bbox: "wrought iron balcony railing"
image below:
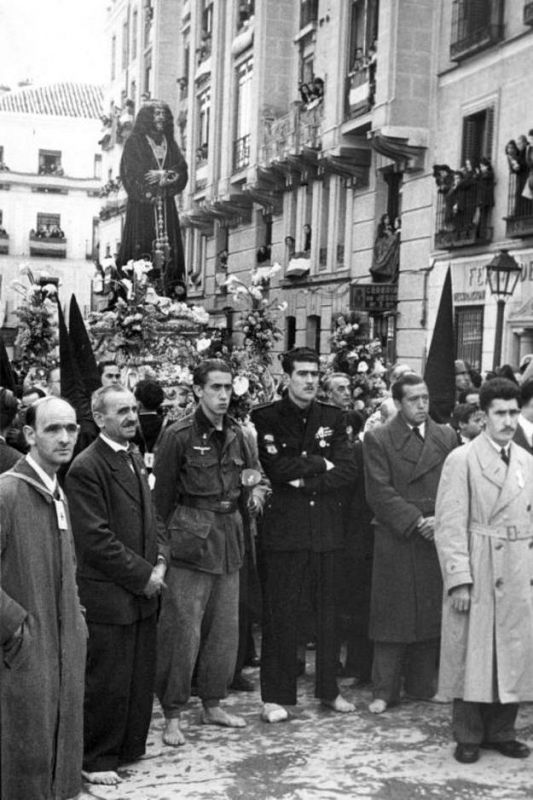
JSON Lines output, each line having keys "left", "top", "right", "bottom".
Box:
{"left": 233, "top": 134, "right": 251, "bottom": 173}
{"left": 345, "top": 63, "right": 376, "bottom": 119}
{"left": 261, "top": 103, "right": 323, "bottom": 165}
{"left": 29, "top": 232, "right": 67, "bottom": 258}
{"left": 505, "top": 171, "right": 533, "bottom": 238}
{"left": 434, "top": 188, "right": 492, "bottom": 250}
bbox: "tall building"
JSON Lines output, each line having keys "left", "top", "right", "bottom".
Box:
{"left": 0, "top": 82, "right": 103, "bottom": 349}
{"left": 429, "top": 0, "right": 533, "bottom": 373}
{"left": 97, "top": 1, "right": 533, "bottom": 373}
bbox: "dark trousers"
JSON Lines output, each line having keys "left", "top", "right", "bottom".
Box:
{"left": 452, "top": 699, "right": 519, "bottom": 745}
{"left": 260, "top": 550, "right": 340, "bottom": 705}
{"left": 372, "top": 639, "right": 439, "bottom": 705}
{"left": 156, "top": 567, "right": 239, "bottom": 718}
{"left": 84, "top": 615, "right": 157, "bottom": 772}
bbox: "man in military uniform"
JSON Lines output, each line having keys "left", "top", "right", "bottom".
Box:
{"left": 251, "top": 347, "right": 358, "bottom": 722}
{"left": 153, "top": 359, "right": 266, "bottom": 746}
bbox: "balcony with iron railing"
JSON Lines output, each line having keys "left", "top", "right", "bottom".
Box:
{"left": 524, "top": 1, "right": 533, "bottom": 25}
{"left": 233, "top": 134, "right": 251, "bottom": 173}
{"left": 450, "top": 0, "right": 504, "bottom": 61}
{"left": 261, "top": 103, "right": 324, "bottom": 165}
{"left": 505, "top": 171, "right": 533, "bottom": 238}
{"left": 434, "top": 187, "right": 492, "bottom": 250}
{"left": 29, "top": 231, "right": 67, "bottom": 258}
{"left": 345, "top": 61, "right": 376, "bottom": 120}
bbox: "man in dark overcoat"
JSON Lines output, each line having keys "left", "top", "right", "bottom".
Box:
{"left": 67, "top": 385, "right": 167, "bottom": 786}
{"left": 1, "top": 397, "right": 87, "bottom": 800}
{"left": 251, "top": 347, "right": 358, "bottom": 723}
{"left": 363, "top": 372, "right": 456, "bottom": 713}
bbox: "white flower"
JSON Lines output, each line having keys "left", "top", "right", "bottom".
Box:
{"left": 249, "top": 287, "right": 263, "bottom": 300}
{"left": 233, "top": 375, "right": 249, "bottom": 396}
{"left": 120, "top": 278, "right": 133, "bottom": 299}
{"left": 122, "top": 260, "right": 134, "bottom": 273}
{"left": 278, "top": 301, "right": 288, "bottom": 312}
{"left": 191, "top": 305, "right": 209, "bottom": 325}
{"left": 197, "top": 337, "right": 212, "bottom": 353}
{"left": 269, "top": 262, "right": 282, "bottom": 276}
{"left": 357, "top": 361, "right": 369, "bottom": 373}
{"left": 42, "top": 283, "right": 58, "bottom": 296}
{"left": 18, "top": 263, "right": 32, "bottom": 278}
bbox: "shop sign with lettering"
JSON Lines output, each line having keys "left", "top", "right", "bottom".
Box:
{"left": 350, "top": 282, "right": 398, "bottom": 312}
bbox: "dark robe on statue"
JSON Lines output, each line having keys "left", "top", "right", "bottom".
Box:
{"left": 117, "top": 132, "right": 188, "bottom": 296}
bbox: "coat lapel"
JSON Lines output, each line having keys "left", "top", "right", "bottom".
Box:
{"left": 490, "top": 441, "right": 527, "bottom": 518}
{"left": 409, "top": 418, "right": 452, "bottom": 482}
{"left": 97, "top": 438, "right": 143, "bottom": 506}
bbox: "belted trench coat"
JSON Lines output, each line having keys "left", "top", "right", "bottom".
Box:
{"left": 435, "top": 433, "right": 533, "bottom": 703}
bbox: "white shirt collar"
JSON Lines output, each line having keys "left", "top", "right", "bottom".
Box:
{"left": 25, "top": 454, "right": 58, "bottom": 494}
{"left": 406, "top": 421, "right": 426, "bottom": 438}
{"left": 99, "top": 432, "right": 129, "bottom": 452}
{"left": 519, "top": 414, "right": 533, "bottom": 444}
{"left": 484, "top": 432, "right": 511, "bottom": 456}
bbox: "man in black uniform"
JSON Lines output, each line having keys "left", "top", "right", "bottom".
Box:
{"left": 252, "top": 347, "right": 358, "bottom": 722}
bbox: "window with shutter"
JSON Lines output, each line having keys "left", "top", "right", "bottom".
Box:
{"left": 450, "top": 0, "right": 504, "bottom": 61}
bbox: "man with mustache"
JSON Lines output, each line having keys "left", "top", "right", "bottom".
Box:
{"left": 67, "top": 385, "right": 167, "bottom": 785}
{"left": 435, "top": 378, "right": 533, "bottom": 764}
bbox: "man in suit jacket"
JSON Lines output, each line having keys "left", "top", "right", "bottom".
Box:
{"left": 67, "top": 385, "right": 167, "bottom": 786}
{"left": 435, "top": 378, "right": 533, "bottom": 764}
{"left": 363, "top": 373, "right": 457, "bottom": 714}
{"left": 513, "top": 378, "right": 533, "bottom": 454}
{"left": 252, "top": 348, "right": 358, "bottom": 723}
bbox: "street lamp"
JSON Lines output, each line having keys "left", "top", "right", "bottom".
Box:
{"left": 486, "top": 249, "right": 522, "bottom": 370}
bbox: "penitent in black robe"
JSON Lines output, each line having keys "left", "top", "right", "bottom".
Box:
{"left": 117, "top": 132, "right": 188, "bottom": 296}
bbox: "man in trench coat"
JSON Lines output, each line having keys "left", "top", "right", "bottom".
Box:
{"left": 363, "top": 373, "right": 457, "bottom": 713}
{"left": 0, "top": 396, "right": 87, "bottom": 800}
{"left": 435, "top": 377, "right": 533, "bottom": 764}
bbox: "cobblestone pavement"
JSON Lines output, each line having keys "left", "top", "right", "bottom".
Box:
{"left": 79, "top": 660, "right": 533, "bottom": 800}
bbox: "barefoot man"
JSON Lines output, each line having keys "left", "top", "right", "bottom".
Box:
{"left": 67, "top": 386, "right": 167, "bottom": 786}
{"left": 153, "top": 359, "right": 266, "bottom": 746}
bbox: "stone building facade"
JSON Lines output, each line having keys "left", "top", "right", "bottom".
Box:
{"left": 97, "top": 0, "right": 533, "bottom": 373}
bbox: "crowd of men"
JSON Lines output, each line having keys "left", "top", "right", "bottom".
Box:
{"left": 2, "top": 348, "right": 533, "bottom": 799}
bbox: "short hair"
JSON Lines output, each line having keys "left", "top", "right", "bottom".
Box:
{"left": 134, "top": 379, "right": 165, "bottom": 411}
{"left": 452, "top": 403, "right": 479, "bottom": 428}
{"left": 0, "top": 388, "right": 19, "bottom": 429}
{"left": 91, "top": 384, "right": 132, "bottom": 416}
{"left": 322, "top": 372, "right": 351, "bottom": 392}
{"left": 98, "top": 359, "right": 117, "bottom": 376}
{"left": 192, "top": 359, "right": 233, "bottom": 388}
{"left": 520, "top": 378, "right": 533, "bottom": 406}
{"left": 391, "top": 373, "right": 425, "bottom": 402}
{"left": 281, "top": 347, "right": 319, "bottom": 376}
{"left": 478, "top": 378, "right": 520, "bottom": 412}
{"left": 25, "top": 396, "right": 75, "bottom": 429}
{"left": 457, "top": 389, "right": 479, "bottom": 404}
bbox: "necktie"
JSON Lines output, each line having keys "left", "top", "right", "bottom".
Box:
{"left": 500, "top": 447, "right": 509, "bottom": 466}
{"left": 119, "top": 449, "right": 136, "bottom": 473}
{"left": 412, "top": 425, "right": 424, "bottom": 441}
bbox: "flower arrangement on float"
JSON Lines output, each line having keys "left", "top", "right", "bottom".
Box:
{"left": 10, "top": 264, "right": 60, "bottom": 373}
{"left": 84, "top": 259, "right": 287, "bottom": 419}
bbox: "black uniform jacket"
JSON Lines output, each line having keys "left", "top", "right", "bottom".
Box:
{"left": 252, "top": 396, "right": 357, "bottom": 552}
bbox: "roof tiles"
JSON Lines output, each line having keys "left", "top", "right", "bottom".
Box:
{"left": 0, "top": 83, "right": 104, "bottom": 119}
